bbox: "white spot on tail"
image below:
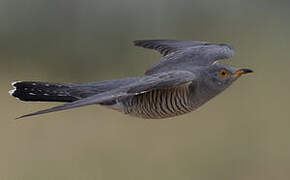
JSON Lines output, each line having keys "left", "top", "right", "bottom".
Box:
{"left": 29, "top": 93, "right": 36, "bottom": 96}
{"left": 43, "top": 93, "right": 49, "bottom": 96}
{"left": 11, "top": 81, "right": 22, "bottom": 87}
{"left": 32, "top": 83, "right": 36, "bottom": 85}
{"left": 58, "top": 94, "right": 66, "bottom": 96}
{"left": 9, "top": 81, "right": 21, "bottom": 99}
{"left": 45, "top": 84, "right": 50, "bottom": 87}
{"left": 9, "top": 89, "right": 16, "bottom": 96}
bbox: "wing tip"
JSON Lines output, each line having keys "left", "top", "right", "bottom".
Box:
{"left": 15, "top": 115, "right": 25, "bottom": 120}
{"left": 15, "top": 111, "right": 42, "bottom": 120}
{"left": 222, "top": 44, "right": 235, "bottom": 58}
{"left": 133, "top": 40, "right": 143, "bottom": 46}
{"left": 133, "top": 39, "right": 168, "bottom": 47}
{"left": 15, "top": 113, "right": 33, "bottom": 120}
{"left": 213, "top": 43, "right": 235, "bottom": 59}
{"left": 133, "top": 40, "right": 149, "bottom": 47}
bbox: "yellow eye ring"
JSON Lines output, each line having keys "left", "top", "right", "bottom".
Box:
{"left": 218, "top": 69, "right": 229, "bottom": 78}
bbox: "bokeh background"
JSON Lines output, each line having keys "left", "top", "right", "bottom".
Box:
{"left": 1, "top": 0, "right": 290, "bottom": 179}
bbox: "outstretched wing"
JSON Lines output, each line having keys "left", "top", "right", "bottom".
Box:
{"left": 134, "top": 40, "right": 208, "bottom": 56}
{"left": 17, "top": 71, "right": 195, "bottom": 119}
{"left": 134, "top": 40, "right": 235, "bottom": 75}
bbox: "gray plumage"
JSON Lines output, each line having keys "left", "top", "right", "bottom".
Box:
{"left": 9, "top": 39, "right": 253, "bottom": 119}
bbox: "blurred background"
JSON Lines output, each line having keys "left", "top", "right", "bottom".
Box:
{"left": 1, "top": 0, "right": 290, "bottom": 179}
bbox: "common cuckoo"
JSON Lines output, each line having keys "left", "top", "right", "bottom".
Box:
{"left": 9, "top": 40, "right": 253, "bottom": 119}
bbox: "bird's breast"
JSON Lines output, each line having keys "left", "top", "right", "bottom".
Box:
{"left": 121, "top": 87, "right": 195, "bottom": 119}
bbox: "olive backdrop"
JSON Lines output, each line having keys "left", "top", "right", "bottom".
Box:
{"left": 1, "top": 0, "right": 290, "bottom": 179}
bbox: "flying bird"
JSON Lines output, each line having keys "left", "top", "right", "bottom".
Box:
{"left": 9, "top": 40, "right": 253, "bottom": 119}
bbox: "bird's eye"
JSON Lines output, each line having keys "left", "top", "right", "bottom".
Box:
{"left": 218, "top": 69, "right": 229, "bottom": 78}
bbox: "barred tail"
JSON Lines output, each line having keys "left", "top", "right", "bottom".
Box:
{"left": 9, "top": 81, "right": 79, "bottom": 102}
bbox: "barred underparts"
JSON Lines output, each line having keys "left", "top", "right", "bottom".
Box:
{"left": 123, "top": 86, "right": 194, "bottom": 119}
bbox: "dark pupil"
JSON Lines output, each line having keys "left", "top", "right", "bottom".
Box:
{"left": 221, "top": 71, "right": 226, "bottom": 75}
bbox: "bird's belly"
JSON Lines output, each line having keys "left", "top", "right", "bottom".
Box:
{"left": 121, "top": 88, "right": 194, "bottom": 119}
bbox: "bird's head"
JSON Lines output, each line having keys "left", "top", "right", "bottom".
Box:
{"left": 202, "top": 64, "right": 253, "bottom": 92}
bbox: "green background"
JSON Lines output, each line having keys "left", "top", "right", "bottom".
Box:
{"left": 1, "top": 0, "right": 290, "bottom": 179}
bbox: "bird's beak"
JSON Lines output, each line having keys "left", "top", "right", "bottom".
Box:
{"left": 232, "top": 68, "right": 253, "bottom": 77}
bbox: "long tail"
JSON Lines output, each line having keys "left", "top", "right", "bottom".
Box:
{"left": 8, "top": 78, "right": 141, "bottom": 119}
{"left": 9, "top": 78, "right": 139, "bottom": 103}
{"left": 9, "top": 81, "right": 82, "bottom": 102}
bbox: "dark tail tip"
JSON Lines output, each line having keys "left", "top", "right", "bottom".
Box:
{"left": 9, "top": 81, "right": 77, "bottom": 102}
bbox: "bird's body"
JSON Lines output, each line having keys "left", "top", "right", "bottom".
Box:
{"left": 9, "top": 39, "right": 253, "bottom": 119}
